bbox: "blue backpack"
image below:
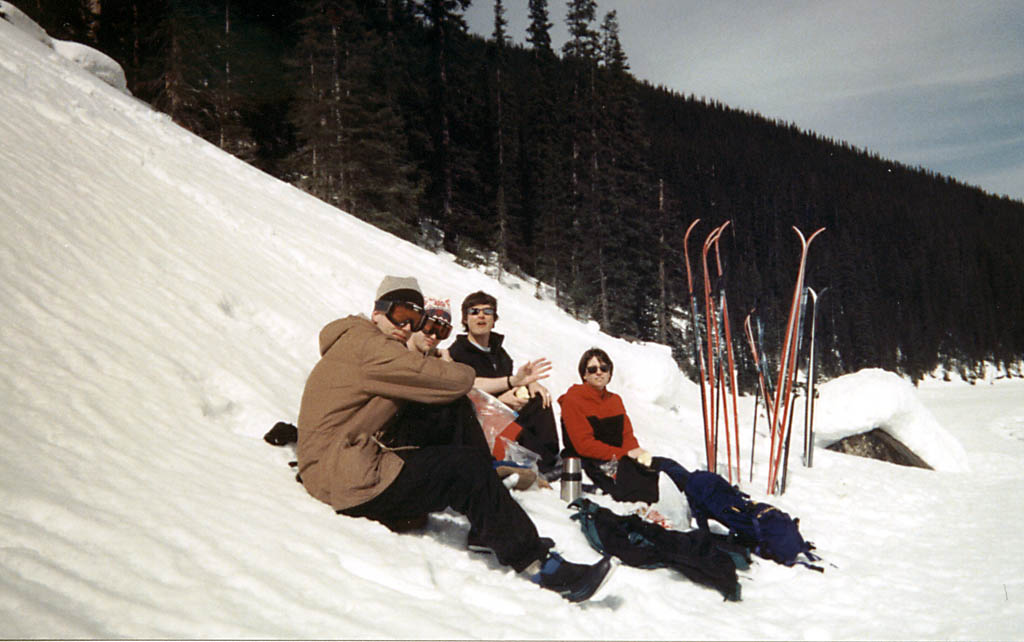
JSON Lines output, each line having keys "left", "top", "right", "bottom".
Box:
{"left": 684, "top": 471, "right": 821, "bottom": 570}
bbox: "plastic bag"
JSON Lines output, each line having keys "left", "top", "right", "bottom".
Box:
{"left": 500, "top": 438, "right": 541, "bottom": 470}
{"left": 647, "top": 472, "right": 692, "bottom": 531}
{"left": 598, "top": 456, "right": 619, "bottom": 479}
{"left": 466, "top": 387, "right": 518, "bottom": 453}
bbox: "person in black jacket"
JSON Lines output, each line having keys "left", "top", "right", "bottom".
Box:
{"left": 446, "top": 291, "right": 562, "bottom": 479}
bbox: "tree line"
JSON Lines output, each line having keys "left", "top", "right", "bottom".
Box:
{"left": 22, "top": 0, "right": 1024, "bottom": 386}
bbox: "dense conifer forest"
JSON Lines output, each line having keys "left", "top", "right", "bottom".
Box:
{"left": 22, "top": 0, "right": 1024, "bottom": 385}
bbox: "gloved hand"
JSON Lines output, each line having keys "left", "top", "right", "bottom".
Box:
{"left": 264, "top": 422, "right": 298, "bottom": 446}
{"left": 629, "top": 447, "right": 653, "bottom": 468}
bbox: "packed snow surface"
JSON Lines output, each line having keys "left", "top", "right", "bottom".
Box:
{"left": 2, "top": 11, "right": 1023, "bottom": 640}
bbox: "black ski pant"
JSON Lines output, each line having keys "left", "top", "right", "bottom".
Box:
{"left": 512, "top": 395, "right": 561, "bottom": 474}
{"left": 341, "top": 444, "right": 551, "bottom": 572}
{"left": 341, "top": 397, "right": 551, "bottom": 572}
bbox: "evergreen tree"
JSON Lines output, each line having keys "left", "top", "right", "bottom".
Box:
{"left": 516, "top": 5, "right": 567, "bottom": 297}
{"left": 288, "top": 0, "right": 421, "bottom": 239}
{"left": 561, "top": 0, "right": 601, "bottom": 317}
{"left": 525, "top": 0, "right": 553, "bottom": 56}
{"left": 137, "top": 1, "right": 215, "bottom": 137}
{"left": 413, "top": 0, "right": 473, "bottom": 255}
{"left": 489, "top": 0, "right": 512, "bottom": 277}
{"left": 208, "top": 0, "right": 256, "bottom": 161}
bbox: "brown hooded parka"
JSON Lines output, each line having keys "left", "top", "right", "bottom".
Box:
{"left": 296, "top": 315, "right": 475, "bottom": 511}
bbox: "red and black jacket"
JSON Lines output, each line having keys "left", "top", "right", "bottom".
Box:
{"left": 557, "top": 383, "right": 640, "bottom": 461}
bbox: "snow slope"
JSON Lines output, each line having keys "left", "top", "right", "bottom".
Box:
{"left": 2, "top": 12, "right": 1023, "bottom": 640}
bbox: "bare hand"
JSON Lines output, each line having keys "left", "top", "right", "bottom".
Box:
{"left": 512, "top": 358, "right": 552, "bottom": 388}
{"left": 498, "top": 388, "right": 527, "bottom": 411}
{"left": 628, "top": 447, "right": 653, "bottom": 468}
{"left": 528, "top": 381, "right": 552, "bottom": 408}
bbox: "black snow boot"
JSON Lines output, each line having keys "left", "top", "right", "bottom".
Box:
{"left": 530, "top": 552, "right": 616, "bottom": 602}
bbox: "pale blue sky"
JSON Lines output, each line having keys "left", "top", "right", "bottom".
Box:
{"left": 465, "top": 1, "right": 1024, "bottom": 203}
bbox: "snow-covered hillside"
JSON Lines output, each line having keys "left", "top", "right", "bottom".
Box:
{"left": 2, "top": 9, "right": 1023, "bottom": 639}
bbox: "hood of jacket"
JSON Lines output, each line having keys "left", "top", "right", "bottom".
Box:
{"left": 318, "top": 314, "right": 376, "bottom": 356}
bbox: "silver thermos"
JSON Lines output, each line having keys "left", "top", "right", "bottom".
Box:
{"left": 560, "top": 457, "right": 582, "bottom": 502}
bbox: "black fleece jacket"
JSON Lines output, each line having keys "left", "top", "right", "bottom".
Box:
{"left": 447, "top": 333, "right": 514, "bottom": 379}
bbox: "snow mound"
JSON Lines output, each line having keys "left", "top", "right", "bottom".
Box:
{"left": 814, "top": 368, "right": 969, "bottom": 472}
{"left": 0, "top": 1, "right": 51, "bottom": 47}
{"left": 0, "top": 2, "right": 128, "bottom": 93}
{"left": 52, "top": 39, "right": 128, "bottom": 93}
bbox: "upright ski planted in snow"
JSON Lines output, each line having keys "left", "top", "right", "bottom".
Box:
{"left": 712, "top": 224, "right": 741, "bottom": 485}
{"left": 780, "top": 286, "right": 810, "bottom": 494}
{"left": 767, "top": 226, "right": 825, "bottom": 495}
{"left": 701, "top": 225, "right": 725, "bottom": 473}
{"left": 684, "top": 219, "right": 712, "bottom": 471}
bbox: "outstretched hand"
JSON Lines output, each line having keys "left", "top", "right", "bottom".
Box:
{"left": 513, "top": 358, "right": 552, "bottom": 388}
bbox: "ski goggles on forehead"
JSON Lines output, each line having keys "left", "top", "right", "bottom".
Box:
{"left": 421, "top": 315, "right": 453, "bottom": 340}
{"left": 379, "top": 300, "right": 426, "bottom": 331}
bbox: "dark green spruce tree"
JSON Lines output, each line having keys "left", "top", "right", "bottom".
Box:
{"left": 287, "top": 0, "right": 421, "bottom": 240}
{"left": 412, "top": 0, "right": 477, "bottom": 255}
{"left": 561, "top": 0, "right": 601, "bottom": 317}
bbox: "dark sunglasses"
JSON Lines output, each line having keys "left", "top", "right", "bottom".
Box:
{"left": 421, "top": 315, "right": 453, "bottom": 340}
{"left": 586, "top": 364, "right": 610, "bottom": 374}
{"left": 467, "top": 307, "right": 495, "bottom": 316}
{"left": 381, "top": 300, "right": 426, "bottom": 331}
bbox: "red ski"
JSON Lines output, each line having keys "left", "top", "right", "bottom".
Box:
{"left": 683, "top": 219, "right": 712, "bottom": 471}
{"left": 767, "top": 226, "right": 825, "bottom": 494}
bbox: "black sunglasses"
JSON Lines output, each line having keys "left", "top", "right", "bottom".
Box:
{"left": 467, "top": 307, "right": 495, "bottom": 316}
{"left": 586, "top": 364, "right": 610, "bottom": 374}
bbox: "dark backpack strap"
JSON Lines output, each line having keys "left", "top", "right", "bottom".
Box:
{"left": 569, "top": 498, "right": 608, "bottom": 556}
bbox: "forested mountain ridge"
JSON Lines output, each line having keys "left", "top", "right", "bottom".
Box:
{"left": 19, "top": 0, "right": 1024, "bottom": 385}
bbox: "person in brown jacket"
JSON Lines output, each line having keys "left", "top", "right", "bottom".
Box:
{"left": 296, "top": 276, "right": 615, "bottom": 602}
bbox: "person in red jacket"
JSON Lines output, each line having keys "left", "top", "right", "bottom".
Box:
{"left": 559, "top": 347, "right": 691, "bottom": 502}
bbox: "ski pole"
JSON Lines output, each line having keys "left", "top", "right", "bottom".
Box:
{"left": 804, "top": 286, "right": 828, "bottom": 468}
{"left": 744, "top": 310, "right": 772, "bottom": 483}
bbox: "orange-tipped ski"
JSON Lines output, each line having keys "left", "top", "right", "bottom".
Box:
{"left": 684, "top": 219, "right": 712, "bottom": 470}
{"left": 711, "top": 223, "right": 740, "bottom": 484}
{"left": 767, "top": 226, "right": 824, "bottom": 494}
{"left": 701, "top": 224, "right": 725, "bottom": 472}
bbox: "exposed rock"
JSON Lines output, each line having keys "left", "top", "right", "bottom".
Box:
{"left": 826, "top": 428, "right": 933, "bottom": 469}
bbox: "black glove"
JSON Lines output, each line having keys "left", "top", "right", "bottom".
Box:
{"left": 264, "top": 422, "right": 298, "bottom": 446}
